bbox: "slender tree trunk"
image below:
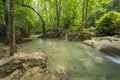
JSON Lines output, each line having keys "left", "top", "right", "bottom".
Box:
{"left": 55, "top": 0, "right": 62, "bottom": 29}
{"left": 80, "top": 0, "right": 89, "bottom": 40}
{"left": 55, "top": 0, "right": 60, "bottom": 28}
{"left": 94, "top": 0, "right": 97, "bottom": 27}
{"left": 82, "top": 0, "right": 86, "bottom": 26}
{"left": 80, "top": 0, "right": 86, "bottom": 40}
{"left": 55, "top": 0, "right": 62, "bottom": 37}
{"left": 84, "top": 0, "right": 89, "bottom": 27}
{"left": 2, "top": 0, "right": 10, "bottom": 43}
{"left": 49, "top": 0, "right": 52, "bottom": 24}
{"left": 8, "top": 0, "right": 16, "bottom": 56}
{"left": 59, "top": 0, "right": 62, "bottom": 26}
{"left": 81, "top": 0, "right": 89, "bottom": 27}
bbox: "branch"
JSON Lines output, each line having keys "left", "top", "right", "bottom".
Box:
{"left": 21, "top": 4, "right": 45, "bottom": 25}
{"left": 15, "top": 0, "right": 46, "bottom": 35}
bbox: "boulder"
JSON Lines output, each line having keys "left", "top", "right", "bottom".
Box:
{"left": 100, "top": 41, "right": 120, "bottom": 56}
{"left": 0, "top": 52, "right": 47, "bottom": 79}
{"left": 83, "top": 36, "right": 120, "bottom": 56}
{"left": 0, "top": 52, "right": 68, "bottom": 80}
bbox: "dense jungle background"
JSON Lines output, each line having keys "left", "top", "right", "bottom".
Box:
{"left": 0, "top": 0, "right": 120, "bottom": 80}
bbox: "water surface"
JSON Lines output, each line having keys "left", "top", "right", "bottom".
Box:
{"left": 18, "top": 39, "right": 120, "bottom": 80}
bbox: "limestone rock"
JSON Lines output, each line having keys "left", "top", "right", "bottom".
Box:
{"left": 0, "top": 48, "right": 10, "bottom": 59}
{"left": 100, "top": 41, "right": 120, "bottom": 56}
{"left": 0, "top": 52, "right": 68, "bottom": 80}
{"left": 0, "top": 52, "right": 47, "bottom": 79}
{"left": 83, "top": 36, "right": 120, "bottom": 56}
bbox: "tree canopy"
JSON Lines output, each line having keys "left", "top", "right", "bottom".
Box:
{"left": 0, "top": 0, "right": 119, "bottom": 36}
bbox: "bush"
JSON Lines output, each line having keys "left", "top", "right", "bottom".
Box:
{"left": 96, "top": 11, "right": 120, "bottom": 36}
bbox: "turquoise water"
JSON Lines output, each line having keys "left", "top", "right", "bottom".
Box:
{"left": 18, "top": 39, "right": 120, "bottom": 80}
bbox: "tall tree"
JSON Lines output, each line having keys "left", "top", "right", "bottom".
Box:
{"left": 80, "top": 0, "right": 89, "bottom": 40}
{"left": 8, "top": 0, "right": 16, "bottom": 56}
{"left": 55, "top": 0, "right": 62, "bottom": 30}
{"left": 82, "top": 0, "right": 86, "bottom": 26}
{"left": 2, "top": 0, "right": 10, "bottom": 43}
{"left": 94, "top": 0, "right": 97, "bottom": 27}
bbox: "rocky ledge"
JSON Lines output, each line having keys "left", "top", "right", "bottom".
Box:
{"left": 83, "top": 36, "right": 120, "bottom": 56}
{"left": 0, "top": 52, "right": 67, "bottom": 80}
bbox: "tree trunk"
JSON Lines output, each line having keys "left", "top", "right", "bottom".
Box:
{"left": 55, "top": 0, "right": 62, "bottom": 37}
{"left": 82, "top": 0, "right": 86, "bottom": 26}
{"left": 81, "top": 0, "right": 89, "bottom": 27}
{"left": 55, "top": 0, "right": 62, "bottom": 29}
{"left": 8, "top": 0, "right": 16, "bottom": 56}
{"left": 80, "top": 0, "right": 86, "bottom": 40}
{"left": 84, "top": 0, "right": 89, "bottom": 27}
{"left": 94, "top": 0, "right": 97, "bottom": 27}
{"left": 2, "top": 0, "right": 10, "bottom": 44}
{"left": 55, "top": 0, "right": 60, "bottom": 28}
{"left": 80, "top": 0, "right": 89, "bottom": 40}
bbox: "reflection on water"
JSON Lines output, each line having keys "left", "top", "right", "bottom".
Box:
{"left": 18, "top": 39, "right": 120, "bottom": 80}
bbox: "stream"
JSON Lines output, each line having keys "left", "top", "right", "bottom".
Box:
{"left": 18, "top": 38, "right": 120, "bottom": 80}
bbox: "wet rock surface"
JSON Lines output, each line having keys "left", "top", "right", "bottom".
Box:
{"left": 0, "top": 52, "right": 67, "bottom": 80}
{"left": 83, "top": 36, "right": 120, "bottom": 56}
{"left": 100, "top": 41, "right": 120, "bottom": 56}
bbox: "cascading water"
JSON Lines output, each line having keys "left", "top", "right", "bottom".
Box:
{"left": 18, "top": 38, "right": 120, "bottom": 80}
{"left": 105, "top": 55, "right": 120, "bottom": 64}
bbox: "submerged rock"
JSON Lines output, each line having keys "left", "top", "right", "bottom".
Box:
{"left": 0, "top": 52, "right": 67, "bottom": 80}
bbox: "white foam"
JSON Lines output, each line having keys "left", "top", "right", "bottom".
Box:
{"left": 106, "top": 55, "right": 120, "bottom": 64}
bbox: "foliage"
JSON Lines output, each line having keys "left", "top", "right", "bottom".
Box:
{"left": 14, "top": 5, "right": 36, "bottom": 27}
{"left": 14, "top": 0, "right": 119, "bottom": 36}
{"left": 113, "top": 18, "right": 120, "bottom": 34}
{"left": 82, "top": 28, "right": 95, "bottom": 39}
{"left": 0, "top": 0, "right": 120, "bottom": 40}
{"left": 96, "top": 11, "right": 120, "bottom": 35}
{"left": 104, "top": 0, "right": 120, "bottom": 12}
